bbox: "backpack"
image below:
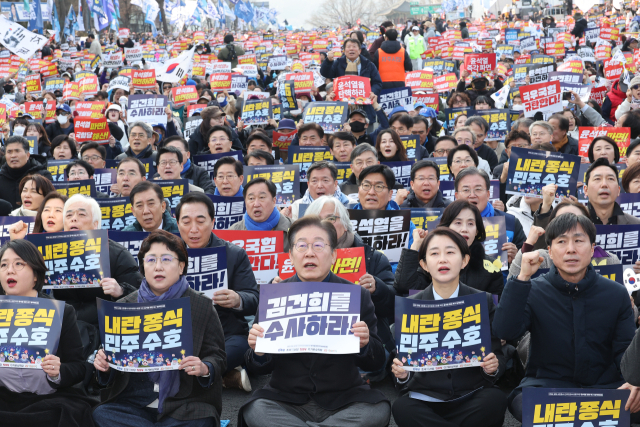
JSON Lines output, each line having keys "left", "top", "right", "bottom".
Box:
{"left": 227, "top": 44, "right": 237, "bottom": 63}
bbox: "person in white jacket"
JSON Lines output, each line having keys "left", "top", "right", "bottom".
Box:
{"left": 615, "top": 75, "right": 640, "bottom": 120}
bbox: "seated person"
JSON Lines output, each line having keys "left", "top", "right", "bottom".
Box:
{"left": 297, "top": 123, "right": 326, "bottom": 147}
{"left": 65, "top": 159, "right": 109, "bottom": 198}
{"left": 230, "top": 178, "right": 293, "bottom": 251}
{"left": 328, "top": 131, "right": 357, "bottom": 163}
{"left": 396, "top": 159, "right": 451, "bottom": 208}
{"left": 246, "top": 132, "right": 272, "bottom": 154}
{"left": 160, "top": 136, "right": 216, "bottom": 194}
{"left": 53, "top": 194, "right": 142, "bottom": 339}
{"left": 213, "top": 157, "right": 243, "bottom": 197}
{"left": 207, "top": 125, "right": 235, "bottom": 154}
{"left": 155, "top": 146, "right": 204, "bottom": 193}
{"left": 239, "top": 216, "right": 391, "bottom": 427}
{"left": 245, "top": 150, "right": 274, "bottom": 166}
{"left": 0, "top": 240, "right": 94, "bottom": 426}
{"left": 391, "top": 228, "right": 507, "bottom": 427}
{"left": 122, "top": 181, "right": 179, "bottom": 232}
{"left": 175, "top": 193, "right": 259, "bottom": 391}
{"left": 93, "top": 230, "right": 226, "bottom": 427}
{"left": 80, "top": 142, "right": 107, "bottom": 170}
{"left": 110, "top": 157, "right": 147, "bottom": 198}
{"left": 284, "top": 161, "right": 350, "bottom": 220}
{"left": 115, "top": 122, "right": 158, "bottom": 162}
{"left": 493, "top": 214, "right": 640, "bottom": 422}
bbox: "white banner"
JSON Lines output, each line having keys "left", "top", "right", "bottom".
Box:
{"left": 0, "top": 16, "right": 48, "bottom": 60}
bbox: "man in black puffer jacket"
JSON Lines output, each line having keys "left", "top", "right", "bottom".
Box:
{"left": 570, "top": 13, "right": 589, "bottom": 49}
{"left": 0, "top": 136, "right": 53, "bottom": 209}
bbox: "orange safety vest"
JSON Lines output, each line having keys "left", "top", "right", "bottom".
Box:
{"left": 378, "top": 47, "right": 406, "bottom": 83}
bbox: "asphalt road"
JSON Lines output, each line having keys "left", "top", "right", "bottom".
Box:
{"left": 219, "top": 373, "right": 522, "bottom": 427}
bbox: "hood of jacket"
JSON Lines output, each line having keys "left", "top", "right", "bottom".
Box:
{"left": 505, "top": 196, "right": 535, "bottom": 222}
{"left": 608, "top": 80, "right": 627, "bottom": 104}
{"left": 380, "top": 40, "right": 403, "bottom": 54}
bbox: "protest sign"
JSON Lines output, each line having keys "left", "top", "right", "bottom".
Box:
{"left": 333, "top": 162, "right": 353, "bottom": 183}
{"left": 27, "top": 230, "right": 110, "bottom": 289}
{"left": 273, "top": 130, "right": 297, "bottom": 151}
{"left": 171, "top": 86, "right": 198, "bottom": 107}
{"left": 93, "top": 168, "right": 117, "bottom": 195}
{"left": 522, "top": 388, "right": 630, "bottom": 427}
{"left": 127, "top": 94, "right": 168, "bottom": 126}
{"left": 395, "top": 292, "right": 492, "bottom": 371}
{"left": 47, "top": 159, "right": 73, "bottom": 182}
{"left": 413, "top": 93, "right": 439, "bottom": 111}
{"left": 108, "top": 231, "right": 148, "bottom": 265}
{"left": 301, "top": 101, "right": 348, "bottom": 134}
{"left": 210, "top": 62, "right": 232, "bottom": 73}
{"left": 519, "top": 80, "right": 562, "bottom": 117}
{"left": 506, "top": 148, "right": 580, "bottom": 198}
{"left": 526, "top": 63, "right": 555, "bottom": 84}
{"left": 107, "top": 76, "right": 131, "bottom": 92}
{"left": 433, "top": 73, "right": 458, "bottom": 93}
{"left": 76, "top": 101, "right": 106, "bottom": 119}
{"left": 25, "top": 74, "right": 41, "bottom": 94}
{"left": 244, "top": 164, "right": 300, "bottom": 207}
{"left": 53, "top": 179, "right": 96, "bottom": 198}
{"left": 333, "top": 76, "right": 372, "bottom": 104}
{"left": 231, "top": 75, "right": 248, "bottom": 95}
{"left": 348, "top": 209, "right": 411, "bottom": 262}
{"left": 186, "top": 246, "right": 228, "bottom": 298}
{"left": 132, "top": 69, "right": 157, "bottom": 90}
{"left": 284, "top": 72, "right": 314, "bottom": 93}
{"left": 577, "top": 127, "right": 631, "bottom": 157}
{"left": 97, "top": 298, "right": 194, "bottom": 372}
{"left": 186, "top": 104, "right": 207, "bottom": 118}
{"left": 278, "top": 247, "right": 367, "bottom": 284}
{"left": 62, "top": 81, "right": 80, "bottom": 101}
{"left": 405, "top": 70, "right": 434, "bottom": 91}
{"left": 43, "top": 77, "right": 65, "bottom": 92}
{"left": 207, "top": 195, "right": 246, "bottom": 230}
{"left": 0, "top": 295, "right": 64, "bottom": 369}
{"left": 79, "top": 75, "right": 99, "bottom": 97}
{"left": 548, "top": 71, "right": 583, "bottom": 84}
{"left": 184, "top": 116, "right": 203, "bottom": 140}
{"left": 470, "top": 109, "right": 511, "bottom": 141}
{"left": 125, "top": 47, "right": 144, "bottom": 62}
{"left": 192, "top": 151, "right": 244, "bottom": 182}
{"left": 74, "top": 117, "right": 111, "bottom": 144}
{"left": 0, "top": 17, "right": 48, "bottom": 60}
{"left": 23, "top": 101, "right": 44, "bottom": 119}
{"left": 241, "top": 99, "right": 272, "bottom": 126}
{"left": 98, "top": 197, "right": 135, "bottom": 230}
{"left": 0, "top": 217, "right": 34, "bottom": 246}
{"left": 444, "top": 107, "right": 474, "bottom": 132}
{"left": 439, "top": 180, "right": 500, "bottom": 202}
{"left": 214, "top": 230, "right": 283, "bottom": 284}
{"left": 103, "top": 51, "right": 123, "bottom": 68}
{"left": 210, "top": 73, "right": 232, "bottom": 91}
{"left": 379, "top": 87, "right": 412, "bottom": 115}
{"left": 464, "top": 53, "right": 496, "bottom": 79}
{"left": 483, "top": 216, "right": 509, "bottom": 271}
{"left": 423, "top": 58, "right": 456, "bottom": 75}
{"left": 279, "top": 80, "right": 297, "bottom": 111}
{"left": 403, "top": 208, "right": 445, "bottom": 230}
{"left": 255, "top": 282, "right": 361, "bottom": 354}
{"left": 595, "top": 224, "right": 640, "bottom": 268}
{"left": 383, "top": 161, "right": 412, "bottom": 189}
{"left": 268, "top": 54, "right": 287, "bottom": 70}
{"left": 287, "top": 146, "right": 333, "bottom": 181}
{"left": 617, "top": 193, "right": 640, "bottom": 218}
{"left": 239, "top": 64, "right": 258, "bottom": 78}
{"left": 153, "top": 179, "right": 187, "bottom": 211}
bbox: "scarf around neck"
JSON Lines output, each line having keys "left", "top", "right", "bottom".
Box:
{"left": 481, "top": 202, "right": 495, "bottom": 217}
{"left": 337, "top": 231, "right": 355, "bottom": 249}
{"left": 181, "top": 158, "right": 192, "bottom": 175}
{"left": 214, "top": 185, "right": 243, "bottom": 197}
{"left": 137, "top": 276, "right": 189, "bottom": 414}
{"left": 127, "top": 144, "right": 152, "bottom": 160}
{"left": 345, "top": 57, "right": 360, "bottom": 75}
{"left": 244, "top": 206, "right": 280, "bottom": 231}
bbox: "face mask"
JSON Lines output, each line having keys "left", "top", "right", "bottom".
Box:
{"left": 350, "top": 121, "right": 366, "bottom": 132}
{"left": 300, "top": 100, "right": 309, "bottom": 107}
{"left": 13, "top": 126, "right": 24, "bottom": 136}
{"left": 290, "top": 109, "right": 301, "bottom": 115}
{"left": 75, "top": 68, "right": 81, "bottom": 73}
{"left": 217, "top": 97, "right": 225, "bottom": 103}
{"left": 58, "top": 115, "right": 68, "bottom": 124}
{"left": 197, "top": 50, "right": 203, "bottom": 54}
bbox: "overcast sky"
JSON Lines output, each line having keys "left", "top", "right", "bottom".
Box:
{"left": 268, "top": 0, "right": 323, "bottom": 29}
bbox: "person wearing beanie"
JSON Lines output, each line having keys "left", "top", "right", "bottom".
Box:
{"left": 603, "top": 73, "right": 630, "bottom": 123}
{"left": 218, "top": 33, "right": 245, "bottom": 68}
{"left": 614, "top": 75, "right": 640, "bottom": 120}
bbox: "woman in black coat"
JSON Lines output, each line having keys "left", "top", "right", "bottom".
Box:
{"left": 394, "top": 200, "right": 504, "bottom": 297}
{"left": 0, "top": 240, "right": 95, "bottom": 426}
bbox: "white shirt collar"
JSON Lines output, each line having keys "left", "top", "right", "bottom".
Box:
{"left": 433, "top": 284, "right": 460, "bottom": 300}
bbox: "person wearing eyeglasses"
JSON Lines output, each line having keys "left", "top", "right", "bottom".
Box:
{"left": 454, "top": 167, "right": 526, "bottom": 264}
{"left": 64, "top": 159, "right": 109, "bottom": 199}
{"left": 397, "top": 160, "right": 451, "bottom": 208}
{"left": 93, "top": 230, "right": 226, "bottom": 427}
{"left": 122, "top": 181, "right": 179, "bottom": 233}
{"left": 155, "top": 146, "right": 205, "bottom": 193}
{"left": 446, "top": 144, "right": 480, "bottom": 181}
{"left": 339, "top": 143, "right": 380, "bottom": 193}
{"left": 212, "top": 157, "right": 243, "bottom": 197}
{"left": 430, "top": 135, "right": 456, "bottom": 158}
{"left": 110, "top": 157, "right": 147, "bottom": 198}
{"left": 80, "top": 142, "right": 107, "bottom": 170}
{"left": 230, "top": 178, "right": 293, "bottom": 251}
{"left": 452, "top": 127, "right": 492, "bottom": 175}
{"left": 115, "top": 122, "right": 158, "bottom": 162}
{"left": 207, "top": 125, "right": 234, "bottom": 154}
{"left": 240, "top": 216, "right": 391, "bottom": 427}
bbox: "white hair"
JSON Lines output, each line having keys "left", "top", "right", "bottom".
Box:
{"left": 63, "top": 194, "right": 102, "bottom": 230}
{"left": 304, "top": 195, "right": 353, "bottom": 233}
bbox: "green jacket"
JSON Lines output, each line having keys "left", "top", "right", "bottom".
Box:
{"left": 122, "top": 209, "right": 180, "bottom": 233}
{"left": 218, "top": 43, "right": 246, "bottom": 68}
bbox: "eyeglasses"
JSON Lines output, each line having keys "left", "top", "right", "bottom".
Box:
{"left": 322, "top": 215, "right": 340, "bottom": 224}
{"left": 414, "top": 176, "right": 438, "bottom": 184}
{"left": 434, "top": 148, "right": 451, "bottom": 155}
{"left": 457, "top": 139, "right": 474, "bottom": 146}
{"left": 531, "top": 132, "right": 550, "bottom": 138}
{"left": 144, "top": 255, "right": 179, "bottom": 265}
{"left": 459, "top": 187, "right": 487, "bottom": 196}
{"left": 360, "top": 182, "right": 389, "bottom": 193}
{"left": 68, "top": 170, "right": 89, "bottom": 178}
{"left": 159, "top": 160, "right": 180, "bottom": 167}
{"left": 130, "top": 132, "right": 147, "bottom": 139}
{"left": 82, "top": 155, "right": 103, "bottom": 162}
{"left": 309, "top": 178, "right": 333, "bottom": 185}
{"left": 353, "top": 159, "right": 376, "bottom": 168}
{"left": 294, "top": 241, "right": 329, "bottom": 253}
{"left": 510, "top": 143, "right": 530, "bottom": 149}
{"left": 0, "top": 260, "right": 26, "bottom": 271}
{"left": 215, "top": 174, "right": 238, "bottom": 181}
{"left": 452, "top": 158, "right": 475, "bottom": 166}
{"left": 210, "top": 137, "right": 229, "bottom": 143}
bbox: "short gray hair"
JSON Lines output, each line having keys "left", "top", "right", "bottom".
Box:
{"left": 453, "top": 126, "right": 476, "bottom": 144}
{"left": 349, "top": 142, "right": 377, "bottom": 163}
{"left": 304, "top": 195, "right": 353, "bottom": 233}
{"left": 129, "top": 121, "right": 153, "bottom": 139}
{"left": 454, "top": 167, "right": 490, "bottom": 192}
{"left": 63, "top": 194, "right": 102, "bottom": 230}
{"left": 513, "top": 117, "right": 534, "bottom": 130}
{"left": 530, "top": 121, "right": 553, "bottom": 135}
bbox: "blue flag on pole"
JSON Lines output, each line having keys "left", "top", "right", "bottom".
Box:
{"left": 51, "top": 2, "right": 61, "bottom": 42}
{"left": 28, "top": 0, "right": 44, "bottom": 32}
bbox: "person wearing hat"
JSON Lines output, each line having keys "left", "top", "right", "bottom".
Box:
{"left": 371, "top": 29, "right": 412, "bottom": 90}
{"left": 615, "top": 75, "right": 640, "bottom": 120}
{"left": 106, "top": 103, "right": 129, "bottom": 147}
{"left": 603, "top": 73, "right": 629, "bottom": 124}
{"left": 45, "top": 104, "right": 74, "bottom": 141}
{"left": 0, "top": 70, "right": 22, "bottom": 103}
{"left": 403, "top": 26, "right": 427, "bottom": 71}
{"left": 456, "top": 71, "right": 503, "bottom": 105}
{"left": 369, "top": 20, "right": 394, "bottom": 55}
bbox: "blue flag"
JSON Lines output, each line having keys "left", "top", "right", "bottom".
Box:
{"left": 28, "top": 0, "right": 44, "bottom": 32}
{"left": 51, "top": 2, "right": 61, "bottom": 42}
{"left": 63, "top": 5, "right": 75, "bottom": 36}
{"left": 234, "top": 0, "right": 253, "bottom": 23}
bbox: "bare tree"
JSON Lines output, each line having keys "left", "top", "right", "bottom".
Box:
{"left": 307, "top": 0, "right": 377, "bottom": 28}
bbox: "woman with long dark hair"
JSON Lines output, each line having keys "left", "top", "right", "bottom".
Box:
{"left": 376, "top": 129, "right": 408, "bottom": 162}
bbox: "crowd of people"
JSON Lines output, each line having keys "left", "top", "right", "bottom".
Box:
{"left": 3, "top": 1, "right": 640, "bottom": 426}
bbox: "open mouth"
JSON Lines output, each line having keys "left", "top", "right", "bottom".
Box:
{"left": 23, "top": 199, "right": 31, "bottom": 208}
{"left": 303, "top": 262, "right": 317, "bottom": 269}
{"left": 154, "top": 275, "right": 165, "bottom": 281}
{"left": 68, "top": 226, "right": 80, "bottom": 231}
{"left": 438, "top": 266, "right": 450, "bottom": 273}
{"left": 6, "top": 278, "right": 17, "bottom": 287}
{"left": 46, "top": 220, "right": 56, "bottom": 227}
{"left": 366, "top": 196, "right": 377, "bottom": 203}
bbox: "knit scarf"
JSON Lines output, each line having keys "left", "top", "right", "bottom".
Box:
{"left": 480, "top": 202, "right": 495, "bottom": 217}
{"left": 337, "top": 231, "right": 355, "bottom": 249}
{"left": 345, "top": 57, "right": 360, "bottom": 75}
{"left": 244, "top": 206, "right": 281, "bottom": 231}
{"left": 127, "top": 144, "right": 153, "bottom": 160}
{"left": 181, "top": 158, "right": 192, "bottom": 175}
{"left": 214, "top": 185, "right": 243, "bottom": 197}
{"left": 138, "top": 276, "right": 189, "bottom": 414}
{"left": 552, "top": 135, "right": 568, "bottom": 152}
